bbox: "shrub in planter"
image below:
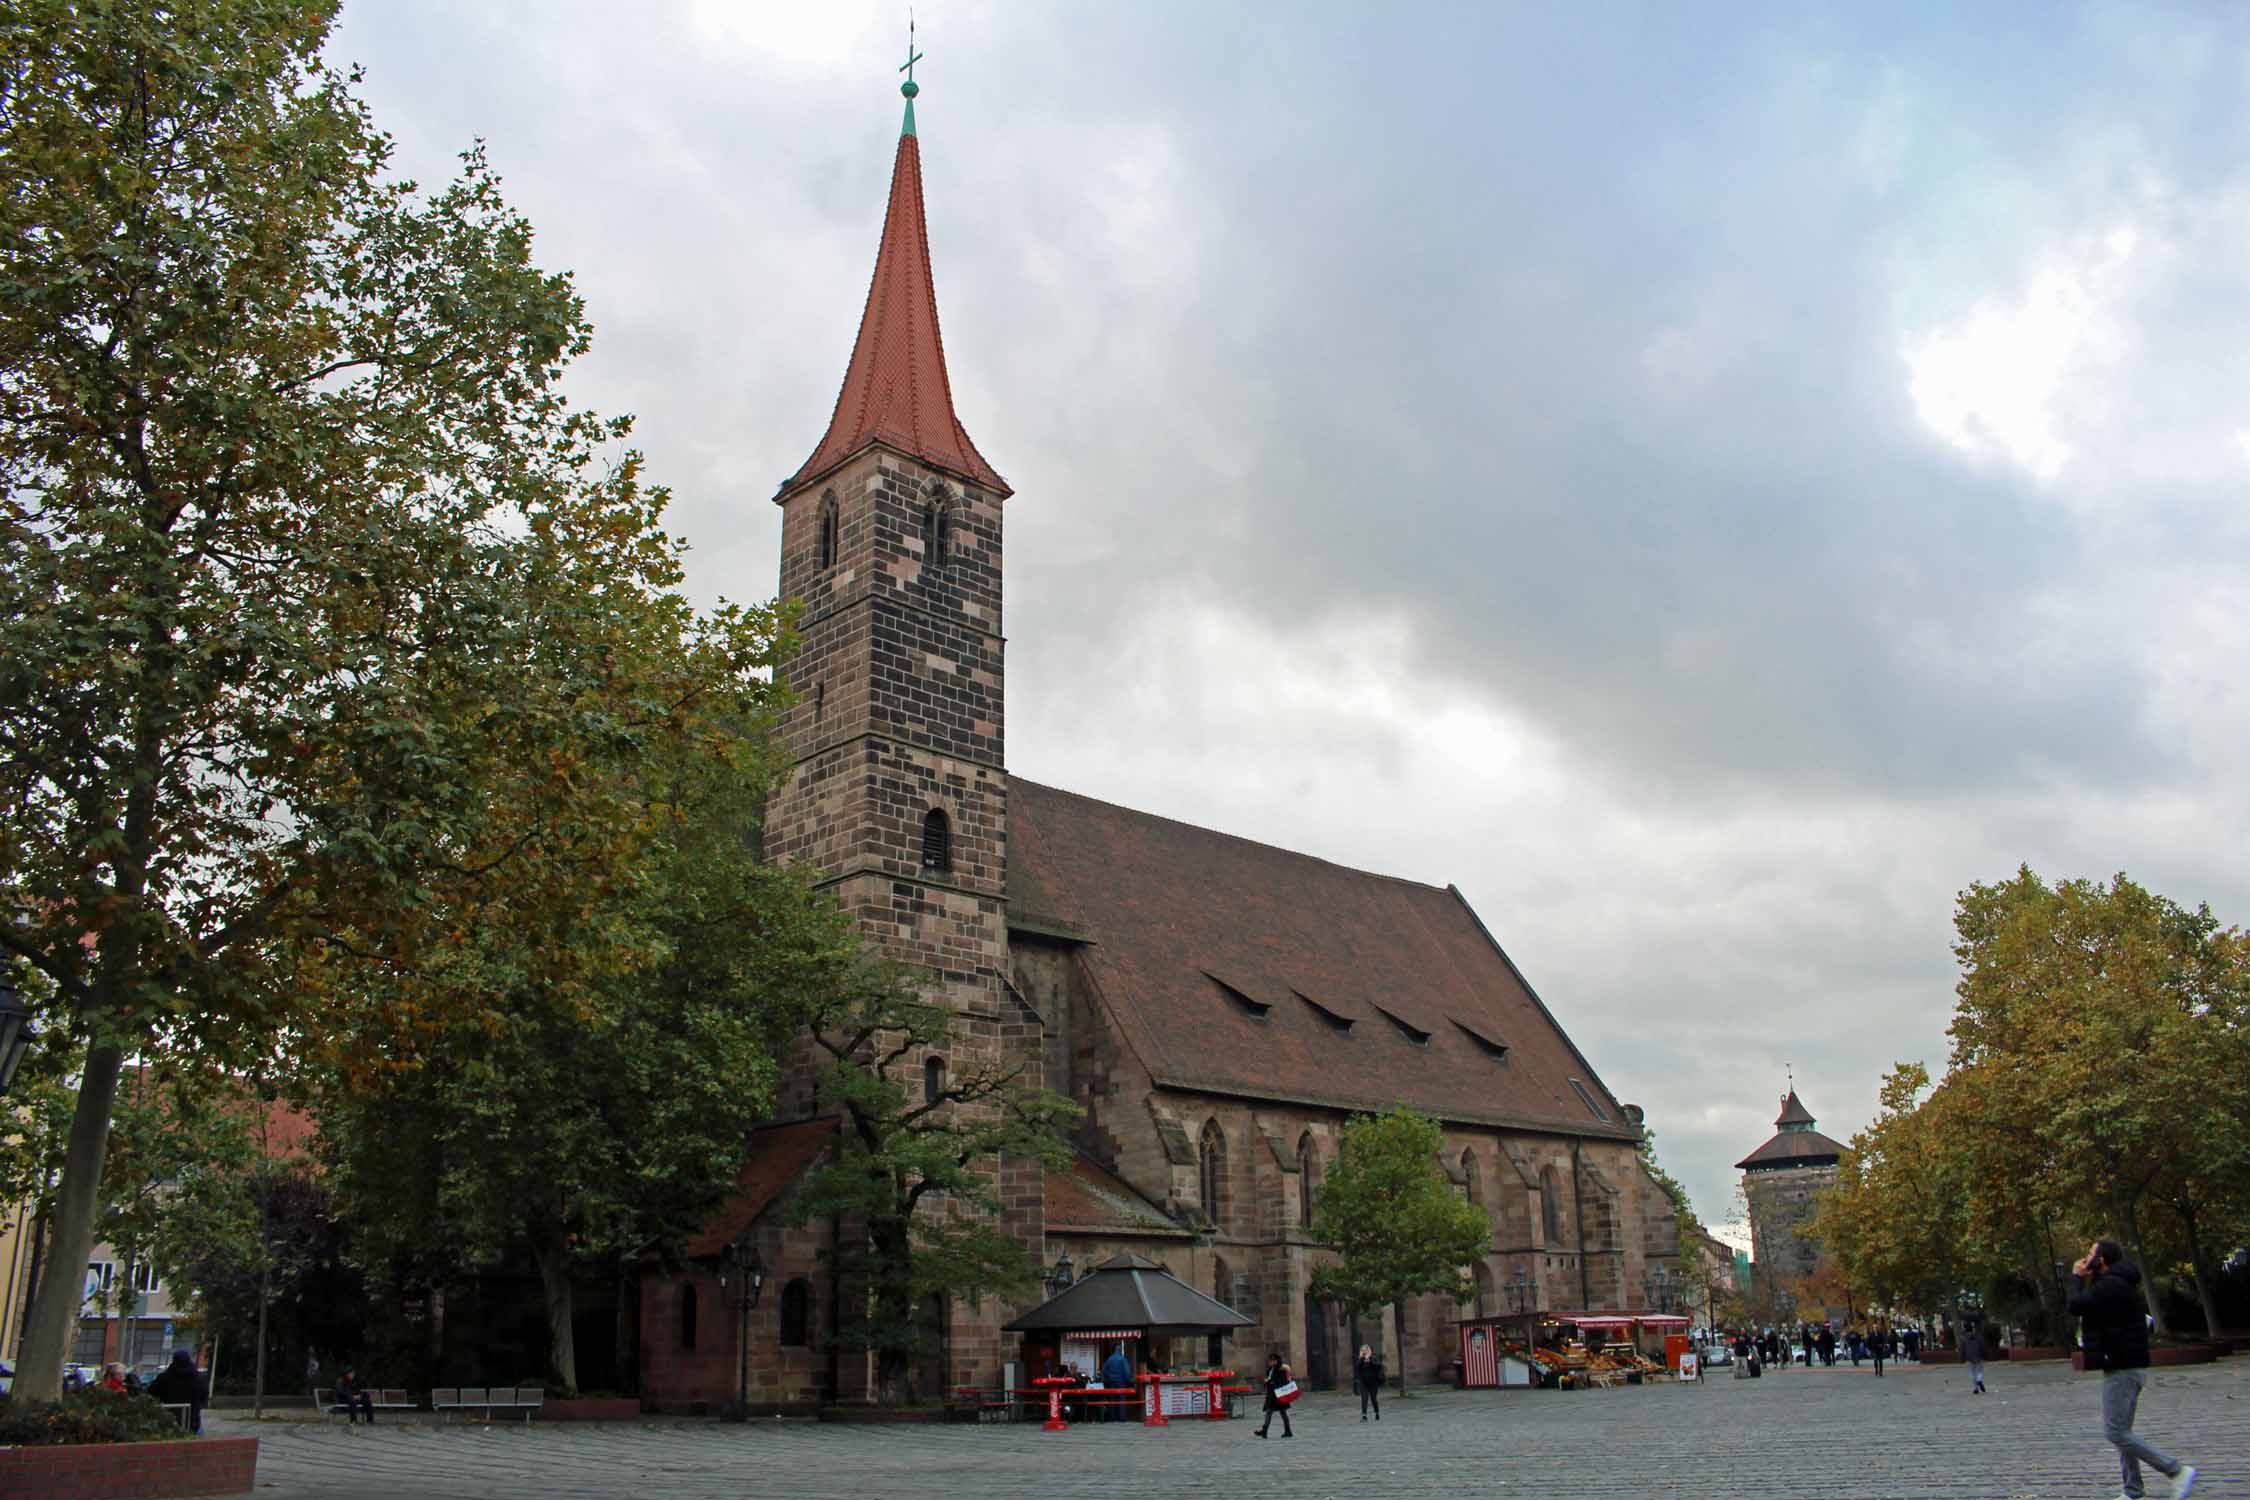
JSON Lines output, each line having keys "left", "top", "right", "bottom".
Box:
{"left": 0, "top": 1388, "right": 195, "bottom": 1445}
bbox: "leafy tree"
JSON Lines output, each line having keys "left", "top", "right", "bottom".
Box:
{"left": 0, "top": 0, "right": 728, "bottom": 1397}
{"left": 1949, "top": 869, "right": 2250, "bottom": 1337}
{"left": 1308, "top": 1107, "right": 1490, "bottom": 1395}
{"left": 789, "top": 962, "right": 1079, "bottom": 1405}
{"left": 305, "top": 713, "right": 854, "bottom": 1394}
{"left": 1807, "top": 1062, "right": 1971, "bottom": 1318}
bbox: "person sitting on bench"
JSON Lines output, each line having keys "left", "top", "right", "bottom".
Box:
{"left": 336, "top": 1365, "right": 377, "bottom": 1424}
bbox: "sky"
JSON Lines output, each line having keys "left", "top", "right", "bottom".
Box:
{"left": 327, "top": 1, "right": 2250, "bottom": 1240}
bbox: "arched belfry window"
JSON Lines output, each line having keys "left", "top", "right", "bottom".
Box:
{"left": 817, "top": 494, "right": 839, "bottom": 571}
{"left": 921, "top": 808, "right": 952, "bottom": 874}
{"left": 1199, "top": 1120, "right": 1226, "bottom": 1229}
{"left": 1296, "top": 1132, "right": 1318, "bottom": 1227}
{"left": 923, "top": 1055, "right": 946, "bottom": 1105}
{"left": 922, "top": 494, "right": 951, "bottom": 567}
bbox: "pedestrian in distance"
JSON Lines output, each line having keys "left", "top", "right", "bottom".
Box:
{"left": 1871, "top": 1326, "right": 1887, "bottom": 1377}
{"left": 2068, "top": 1239, "right": 2197, "bottom": 1500}
{"left": 1960, "top": 1323, "right": 1986, "bottom": 1395}
{"left": 1355, "top": 1344, "right": 1384, "bottom": 1421}
{"left": 1254, "top": 1353, "right": 1295, "bottom": 1439}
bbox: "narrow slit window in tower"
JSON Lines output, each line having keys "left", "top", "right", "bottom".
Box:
{"left": 921, "top": 808, "right": 952, "bottom": 873}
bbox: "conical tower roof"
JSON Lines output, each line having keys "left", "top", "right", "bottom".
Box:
{"left": 779, "top": 73, "right": 1009, "bottom": 499}
{"left": 1775, "top": 1089, "right": 1816, "bottom": 1129}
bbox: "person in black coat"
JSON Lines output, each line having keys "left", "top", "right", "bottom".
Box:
{"left": 1960, "top": 1323, "right": 1987, "bottom": 1395}
{"left": 2068, "top": 1240, "right": 2197, "bottom": 1500}
{"left": 1354, "top": 1344, "right": 1384, "bottom": 1421}
{"left": 1254, "top": 1353, "right": 1294, "bottom": 1439}
{"left": 147, "top": 1349, "right": 209, "bottom": 1433}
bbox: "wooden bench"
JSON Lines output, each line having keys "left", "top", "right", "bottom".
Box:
{"left": 313, "top": 1386, "right": 417, "bottom": 1421}
{"left": 431, "top": 1385, "right": 545, "bottom": 1423}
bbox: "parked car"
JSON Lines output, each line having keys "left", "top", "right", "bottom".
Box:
{"left": 1698, "top": 1343, "right": 1731, "bottom": 1366}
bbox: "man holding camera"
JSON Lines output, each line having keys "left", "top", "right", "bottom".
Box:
{"left": 2067, "top": 1239, "right": 2197, "bottom": 1500}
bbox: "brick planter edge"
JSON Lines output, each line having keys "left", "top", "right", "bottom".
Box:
{"left": 0, "top": 1435, "right": 257, "bottom": 1499}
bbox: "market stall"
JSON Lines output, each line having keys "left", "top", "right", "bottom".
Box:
{"left": 1002, "top": 1253, "right": 1255, "bottom": 1429}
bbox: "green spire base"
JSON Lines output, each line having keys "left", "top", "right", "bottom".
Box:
{"left": 902, "top": 97, "right": 916, "bottom": 137}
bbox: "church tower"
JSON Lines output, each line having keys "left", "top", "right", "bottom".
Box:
{"left": 766, "top": 64, "right": 1035, "bottom": 1388}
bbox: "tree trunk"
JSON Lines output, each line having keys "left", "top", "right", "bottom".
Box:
{"left": 2119, "top": 1201, "right": 2169, "bottom": 1339}
{"left": 252, "top": 1253, "right": 271, "bottom": 1419}
{"left": 119, "top": 1249, "right": 137, "bottom": 1374}
{"left": 1393, "top": 1298, "right": 1412, "bottom": 1396}
{"left": 532, "top": 1224, "right": 579, "bottom": 1395}
{"left": 2175, "top": 1201, "right": 2225, "bottom": 1340}
{"left": 15, "top": 1043, "right": 128, "bottom": 1400}
{"left": 871, "top": 1219, "right": 914, "bottom": 1405}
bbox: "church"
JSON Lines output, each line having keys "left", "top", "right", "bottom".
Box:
{"left": 638, "top": 71, "right": 1683, "bottom": 1412}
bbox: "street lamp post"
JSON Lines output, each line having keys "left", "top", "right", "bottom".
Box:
{"left": 0, "top": 971, "right": 34, "bottom": 1097}
{"left": 1043, "top": 1250, "right": 1073, "bottom": 1297}
{"left": 717, "top": 1239, "right": 765, "bottom": 1424}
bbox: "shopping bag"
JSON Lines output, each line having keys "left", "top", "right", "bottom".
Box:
{"left": 1273, "top": 1379, "right": 1300, "bottom": 1406}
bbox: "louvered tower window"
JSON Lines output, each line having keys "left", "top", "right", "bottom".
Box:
{"left": 921, "top": 808, "right": 952, "bottom": 873}
{"left": 923, "top": 499, "right": 950, "bottom": 567}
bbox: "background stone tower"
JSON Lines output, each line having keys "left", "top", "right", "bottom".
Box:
{"left": 1735, "top": 1088, "right": 1844, "bottom": 1317}
{"left": 765, "top": 71, "right": 1040, "bottom": 1391}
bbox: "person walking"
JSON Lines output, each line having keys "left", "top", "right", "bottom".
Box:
{"left": 1254, "top": 1353, "right": 1295, "bottom": 1439}
{"left": 148, "top": 1348, "right": 210, "bottom": 1434}
{"left": 2068, "top": 1239, "right": 2197, "bottom": 1500}
{"left": 1819, "top": 1325, "right": 1836, "bottom": 1366}
{"left": 1961, "top": 1323, "right": 1986, "bottom": 1395}
{"left": 1871, "top": 1325, "right": 1886, "bottom": 1377}
{"left": 1355, "top": 1344, "right": 1384, "bottom": 1421}
{"left": 1800, "top": 1325, "right": 1815, "bottom": 1368}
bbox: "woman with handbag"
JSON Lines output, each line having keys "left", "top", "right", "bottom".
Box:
{"left": 1355, "top": 1344, "right": 1384, "bottom": 1421}
{"left": 1255, "top": 1353, "right": 1296, "bottom": 1438}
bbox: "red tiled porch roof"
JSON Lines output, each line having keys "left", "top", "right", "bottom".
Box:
{"left": 685, "top": 1117, "right": 839, "bottom": 1257}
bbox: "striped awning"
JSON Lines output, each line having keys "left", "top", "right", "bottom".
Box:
{"left": 1068, "top": 1329, "right": 1141, "bottom": 1340}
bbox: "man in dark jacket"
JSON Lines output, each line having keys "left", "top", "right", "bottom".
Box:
{"left": 147, "top": 1348, "right": 209, "bottom": 1433}
{"left": 2068, "top": 1239, "right": 2197, "bottom": 1500}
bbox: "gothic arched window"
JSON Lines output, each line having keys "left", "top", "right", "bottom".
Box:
{"left": 817, "top": 494, "right": 839, "bottom": 570}
{"left": 1199, "top": 1119, "right": 1226, "bottom": 1229}
{"left": 1462, "top": 1149, "right": 1483, "bottom": 1207}
{"left": 921, "top": 808, "right": 952, "bottom": 873}
{"left": 1296, "top": 1132, "right": 1318, "bottom": 1227}
{"left": 923, "top": 1055, "right": 946, "bottom": 1105}
{"left": 780, "top": 1279, "right": 812, "bottom": 1348}
{"left": 1540, "top": 1164, "right": 1567, "bottom": 1246}
{"left": 679, "top": 1283, "right": 698, "bottom": 1350}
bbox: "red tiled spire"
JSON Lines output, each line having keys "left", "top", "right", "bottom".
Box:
{"left": 780, "top": 100, "right": 1009, "bottom": 499}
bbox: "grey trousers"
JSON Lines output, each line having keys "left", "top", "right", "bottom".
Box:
{"left": 2102, "top": 1368, "right": 2181, "bottom": 1498}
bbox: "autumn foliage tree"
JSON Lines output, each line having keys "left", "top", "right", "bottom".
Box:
{"left": 0, "top": 0, "right": 760, "bottom": 1396}
{"left": 1814, "top": 869, "right": 2250, "bottom": 1343}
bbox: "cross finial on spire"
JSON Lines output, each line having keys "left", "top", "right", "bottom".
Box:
{"left": 898, "top": 10, "right": 924, "bottom": 134}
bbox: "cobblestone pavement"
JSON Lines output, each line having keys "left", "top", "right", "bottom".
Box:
{"left": 217, "top": 1359, "right": 2249, "bottom": 1500}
